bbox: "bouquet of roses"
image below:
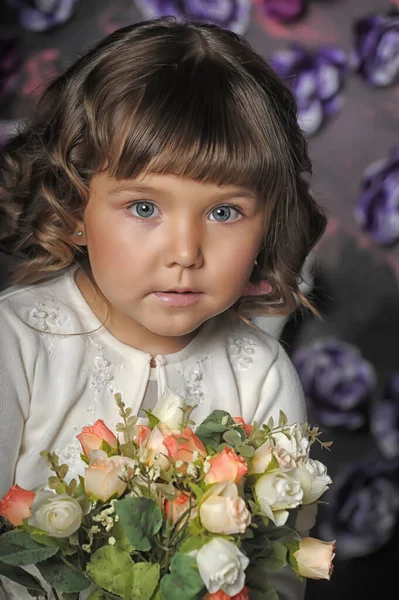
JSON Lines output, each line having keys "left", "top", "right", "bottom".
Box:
{"left": 0, "top": 390, "right": 335, "bottom": 600}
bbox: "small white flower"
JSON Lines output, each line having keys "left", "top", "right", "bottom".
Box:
{"left": 108, "top": 536, "right": 116, "bottom": 546}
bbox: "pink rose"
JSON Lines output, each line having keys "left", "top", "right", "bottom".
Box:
{"left": 77, "top": 419, "right": 118, "bottom": 457}
{"left": 163, "top": 427, "right": 207, "bottom": 469}
{"left": 0, "top": 484, "right": 36, "bottom": 526}
{"left": 232, "top": 417, "right": 253, "bottom": 437}
{"left": 84, "top": 450, "right": 136, "bottom": 502}
{"left": 204, "top": 447, "right": 248, "bottom": 485}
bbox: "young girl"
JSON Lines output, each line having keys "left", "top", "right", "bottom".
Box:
{"left": 0, "top": 17, "right": 326, "bottom": 599}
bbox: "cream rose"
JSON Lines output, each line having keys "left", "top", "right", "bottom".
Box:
{"left": 298, "top": 459, "right": 332, "bottom": 504}
{"left": 272, "top": 426, "right": 309, "bottom": 461}
{"left": 249, "top": 439, "right": 296, "bottom": 475}
{"left": 294, "top": 537, "right": 335, "bottom": 579}
{"left": 28, "top": 491, "right": 82, "bottom": 538}
{"left": 84, "top": 450, "right": 136, "bottom": 502}
{"left": 142, "top": 423, "right": 173, "bottom": 470}
{"left": 254, "top": 468, "right": 303, "bottom": 526}
{"left": 200, "top": 481, "right": 251, "bottom": 535}
{"left": 193, "top": 538, "right": 249, "bottom": 596}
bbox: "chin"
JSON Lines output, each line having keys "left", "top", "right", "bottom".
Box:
{"left": 145, "top": 316, "right": 206, "bottom": 338}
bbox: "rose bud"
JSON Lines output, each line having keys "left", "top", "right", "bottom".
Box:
{"left": 165, "top": 490, "right": 197, "bottom": 527}
{"left": 200, "top": 481, "right": 251, "bottom": 535}
{"left": 163, "top": 427, "right": 207, "bottom": 469}
{"left": 204, "top": 447, "right": 248, "bottom": 485}
{"left": 294, "top": 537, "right": 335, "bottom": 580}
{"left": 77, "top": 419, "right": 118, "bottom": 456}
{"left": 0, "top": 484, "right": 35, "bottom": 526}
{"left": 204, "top": 585, "right": 250, "bottom": 600}
{"left": 84, "top": 450, "right": 136, "bottom": 502}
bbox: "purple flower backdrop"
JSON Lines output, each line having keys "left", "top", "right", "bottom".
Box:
{"left": 0, "top": 1, "right": 398, "bottom": 598}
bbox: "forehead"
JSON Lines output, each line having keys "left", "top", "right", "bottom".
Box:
{"left": 90, "top": 171, "right": 259, "bottom": 200}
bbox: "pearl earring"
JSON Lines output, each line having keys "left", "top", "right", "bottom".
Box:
{"left": 76, "top": 231, "right": 83, "bottom": 237}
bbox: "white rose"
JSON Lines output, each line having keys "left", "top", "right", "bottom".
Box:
{"left": 299, "top": 459, "right": 332, "bottom": 504}
{"left": 193, "top": 538, "right": 249, "bottom": 596}
{"left": 152, "top": 388, "right": 187, "bottom": 431}
{"left": 249, "top": 439, "right": 296, "bottom": 475}
{"left": 200, "top": 481, "right": 251, "bottom": 535}
{"left": 272, "top": 426, "right": 309, "bottom": 462}
{"left": 28, "top": 491, "right": 82, "bottom": 538}
{"left": 254, "top": 468, "right": 303, "bottom": 526}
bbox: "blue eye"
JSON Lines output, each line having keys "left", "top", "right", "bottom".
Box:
{"left": 209, "top": 206, "right": 242, "bottom": 222}
{"left": 130, "top": 202, "right": 159, "bottom": 218}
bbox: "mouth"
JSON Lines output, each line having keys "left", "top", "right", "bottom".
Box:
{"left": 152, "top": 290, "right": 203, "bottom": 307}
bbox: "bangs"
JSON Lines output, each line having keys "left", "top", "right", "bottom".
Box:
{"left": 88, "top": 57, "right": 288, "bottom": 198}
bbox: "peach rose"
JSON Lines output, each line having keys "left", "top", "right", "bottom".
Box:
{"left": 232, "top": 417, "right": 253, "bottom": 438}
{"left": 84, "top": 450, "right": 136, "bottom": 502}
{"left": 204, "top": 447, "right": 248, "bottom": 485}
{"left": 77, "top": 419, "right": 118, "bottom": 457}
{"left": 248, "top": 439, "right": 296, "bottom": 475}
{"left": 165, "top": 491, "right": 197, "bottom": 526}
{"left": 0, "top": 484, "right": 36, "bottom": 526}
{"left": 200, "top": 481, "right": 251, "bottom": 535}
{"left": 135, "top": 425, "right": 151, "bottom": 445}
{"left": 163, "top": 427, "right": 207, "bottom": 468}
{"left": 294, "top": 537, "right": 335, "bottom": 580}
{"left": 204, "top": 586, "right": 250, "bottom": 600}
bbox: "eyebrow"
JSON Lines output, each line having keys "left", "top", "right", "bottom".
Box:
{"left": 108, "top": 183, "right": 258, "bottom": 202}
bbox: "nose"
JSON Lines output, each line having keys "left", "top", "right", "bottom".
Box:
{"left": 163, "top": 216, "right": 204, "bottom": 269}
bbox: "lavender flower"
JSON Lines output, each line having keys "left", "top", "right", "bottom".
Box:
{"left": 0, "top": 36, "right": 21, "bottom": 97}
{"left": 292, "top": 338, "right": 376, "bottom": 430}
{"left": 134, "top": 0, "right": 251, "bottom": 34}
{"left": 354, "top": 146, "right": 399, "bottom": 246}
{"left": 319, "top": 459, "right": 399, "bottom": 559}
{"left": 351, "top": 9, "right": 399, "bottom": 87}
{"left": 371, "top": 374, "right": 399, "bottom": 459}
{"left": 259, "top": 0, "right": 307, "bottom": 24}
{"left": 7, "top": 0, "right": 78, "bottom": 32}
{"left": 271, "top": 44, "right": 348, "bottom": 136}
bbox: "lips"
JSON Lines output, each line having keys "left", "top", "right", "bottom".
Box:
{"left": 152, "top": 291, "right": 203, "bottom": 307}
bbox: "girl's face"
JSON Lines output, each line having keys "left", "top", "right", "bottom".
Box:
{"left": 76, "top": 172, "right": 266, "bottom": 354}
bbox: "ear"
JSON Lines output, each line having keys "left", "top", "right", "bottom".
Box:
{"left": 73, "top": 222, "right": 87, "bottom": 246}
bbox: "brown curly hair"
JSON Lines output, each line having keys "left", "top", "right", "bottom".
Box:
{"left": 0, "top": 17, "right": 326, "bottom": 319}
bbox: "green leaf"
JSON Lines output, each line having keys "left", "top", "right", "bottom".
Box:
{"left": 222, "top": 429, "right": 242, "bottom": 448}
{"left": 87, "top": 546, "right": 160, "bottom": 600}
{"left": 143, "top": 409, "right": 160, "bottom": 429}
{"left": 0, "top": 561, "right": 45, "bottom": 593}
{"left": 286, "top": 539, "right": 300, "bottom": 574}
{"left": 115, "top": 497, "right": 163, "bottom": 551}
{"left": 262, "top": 541, "right": 288, "bottom": 571}
{"left": 0, "top": 531, "right": 58, "bottom": 566}
{"left": 61, "top": 594, "right": 79, "bottom": 600}
{"left": 160, "top": 553, "right": 204, "bottom": 600}
{"left": 129, "top": 562, "right": 160, "bottom": 599}
{"left": 195, "top": 410, "right": 235, "bottom": 447}
{"left": 86, "top": 546, "right": 134, "bottom": 597}
{"left": 151, "top": 588, "right": 163, "bottom": 600}
{"left": 246, "top": 564, "right": 279, "bottom": 599}
{"left": 36, "top": 556, "right": 91, "bottom": 592}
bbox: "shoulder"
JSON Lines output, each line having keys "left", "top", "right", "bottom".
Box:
{"left": 215, "top": 313, "right": 282, "bottom": 372}
{"left": 0, "top": 267, "right": 86, "bottom": 336}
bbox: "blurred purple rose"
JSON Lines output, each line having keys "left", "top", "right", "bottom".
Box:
{"left": 7, "top": 0, "right": 78, "bottom": 32}
{"left": 351, "top": 9, "right": 399, "bottom": 87}
{"left": 354, "top": 146, "right": 399, "bottom": 246}
{"left": 292, "top": 338, "right": 377, "bottom": 430}
{"left": 0, "top": 36, "right": 21, "bottom": 97}
{"left": 319, "top": 458, "right": 399, "bottom": 559}
{"left": 258, "top": 0, "right": 307, "bottom": 23}
{"left": 271, "top": 44, "right": 348, "bottom": 136}
{"left": 371, "top": 374, "right": 399, "bottom": 459}
{"left": 134, "top": 0, "right": 251, "bottom": 34}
